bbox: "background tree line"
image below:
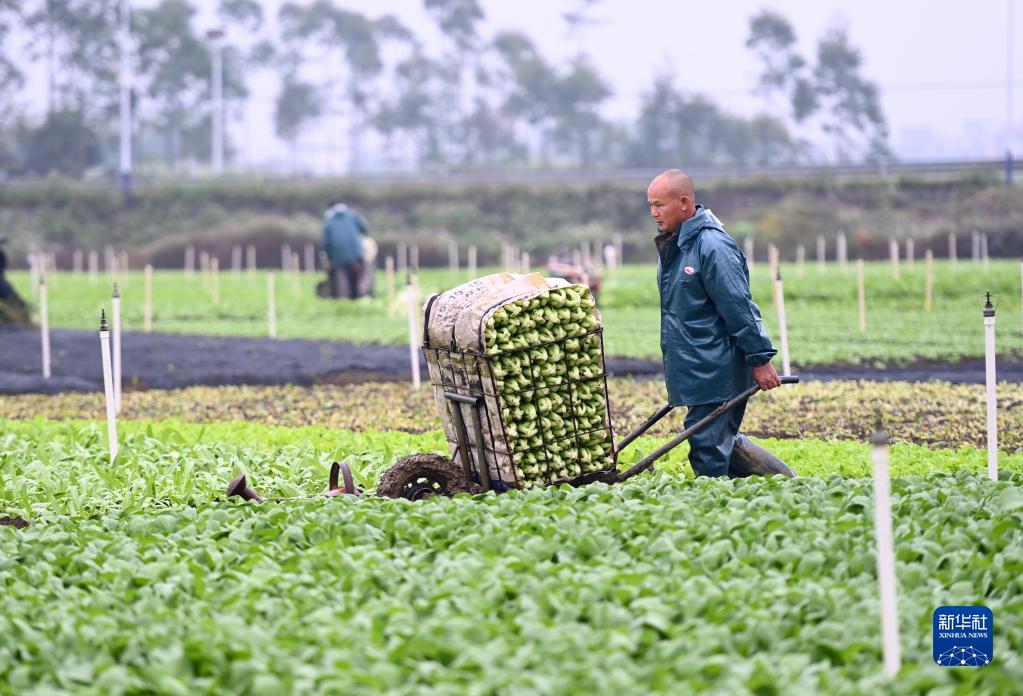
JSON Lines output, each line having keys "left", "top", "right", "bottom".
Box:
{"left": 0, "top": 1, "right": 889, "bottom": 179}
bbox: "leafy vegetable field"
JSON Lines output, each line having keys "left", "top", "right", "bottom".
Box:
{"left": 2, "top": 378, "right": 1021, "bottom": 692}
{"left": 2, "top": 470, "right": 1021, "bottom": 694}
{"left": 9, "top": 259, "right": 1023, "bottom": 364}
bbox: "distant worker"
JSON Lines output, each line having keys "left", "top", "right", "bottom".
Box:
{"left": 322, "top": 202, "right": 369, "bottom": 299}
{"left": 647, "top": 169, "right": 794, "bottom": 479}
{"left": 0, "top": 235, "right": 29, "bottom": 325}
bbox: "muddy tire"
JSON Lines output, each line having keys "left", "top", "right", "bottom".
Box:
{"left": 376, "top": 453, "right": 476, "bottom": 500}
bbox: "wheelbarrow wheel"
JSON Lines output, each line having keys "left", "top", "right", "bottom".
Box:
{"left": 377, "top": 453, "right": 476, "bottom": 501}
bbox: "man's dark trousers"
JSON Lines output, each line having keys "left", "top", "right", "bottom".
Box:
{"left": 683, "top": 399, "right": 748, "bottom": 477}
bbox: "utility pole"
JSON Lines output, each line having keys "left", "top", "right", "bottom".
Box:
{"left": 208, "top": 28, "right": 225, "bottom": 174}
{"left": 1009, "top": 0, "right": 1016, "bottom": 185}
{"left": 118, "top": 0, "right": 133, "bottom": 203}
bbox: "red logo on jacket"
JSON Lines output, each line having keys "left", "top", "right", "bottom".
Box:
{"left": 684, "top": 266, "right": 696, "bottom": 275}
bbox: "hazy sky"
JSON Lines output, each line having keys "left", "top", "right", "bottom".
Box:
{"left": 12, "top": 0, "right": 1023, "bottom": 169}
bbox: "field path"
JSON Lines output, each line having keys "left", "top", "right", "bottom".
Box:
{"left": 2, "top": 326, "right": 1021, "bottom": 394}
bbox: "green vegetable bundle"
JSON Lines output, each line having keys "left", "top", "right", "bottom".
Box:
{"left": 482, "top": 285, "right": 614, "bottom": 486}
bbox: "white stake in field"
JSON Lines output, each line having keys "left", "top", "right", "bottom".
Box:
{"left": 385, "top": 256, "right": 396, "bottom": 317}
{"left": 467, "top": 244, "right": 477, "bottom": 280}
{"left": 144, "top": 264, "right": 153, "bottom": 332}
{"left": 406, "top": 275, "right": 421, "bottom": 389}
{"left": 983, "top": 294, "right": 998, "bottom": 481}
{"left": 303, "top": 242, "right": 313, "bottom": 274}
{"left": 837, "top": 231, "right": 848, "bottom": 269}
{"left": 247, "top": 245, "right": 257, "bottom": 277}
{"left": 39, "top": 277, "right": 50, "bottom": 379}
{"left": 816, "top": 235, "right": 826, "bottom": 272}
{"left": 796, "top": 244, "right": 805, "bottom": 278}
{"left": 211, "top": 257, "right": 220, "bottom": 304}
{"left": 449, "top": 239, "right": 459, "bottom": 273}
{"left": 112, "top": 284, "right": 122, "bottom": 413}
{"left": 924, "top": 250, "right": 933, "bottom": 312}
{"left": 185, "top": 245, "right": 195, "bottom": 276}
{"left": 267, "top": 272, "right": 276, "bottom": 339}
{"left": 88, "top": 250, "right": 99, "bottom": 285}
{"left": 948, "top": 232, "right": 957, "bottom": 266}
{"left": 73, "top": 249, "right": 83, "bottom": 274}
{"left": 870, "top": 419, "right": 902, "bottom": 679}
{"left": 774, "top": 270, "right": 790, "bottom": 376}
{"left": 857, "top": 259, "right": 866, "bottom": 332}
{"left": 232, "top": 244, "right": 242, "bottom": 277}
{"left": 889, "top": 238, "right": 900, "bottom": 280}
{"left": 99, "top": 310, "right": 118, "bottom": 464}
{"left": 905, "top": 239, "right": 914, "bottom": 270}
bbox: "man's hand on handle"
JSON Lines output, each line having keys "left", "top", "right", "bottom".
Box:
{"left": 752, "top": 362, "right": 782, "bottom": 390}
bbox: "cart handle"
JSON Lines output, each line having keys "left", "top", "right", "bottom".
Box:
{"left": 617, "top": 375, "right": 799, "bottom": 482}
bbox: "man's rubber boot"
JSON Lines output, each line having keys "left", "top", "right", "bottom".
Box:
{"left": 728, "top": 434, "right": 797, "bottom": 478}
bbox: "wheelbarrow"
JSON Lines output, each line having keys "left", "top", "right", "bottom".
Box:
{"left": 225, "top": 376, "right": 800, "bottom": 504}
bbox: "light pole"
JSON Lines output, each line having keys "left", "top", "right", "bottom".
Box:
{"left": 118, "top": 0, "right": 132, "bottom": 203}
{"left": 207, "top": 27, "right": 225, "bottom": 174}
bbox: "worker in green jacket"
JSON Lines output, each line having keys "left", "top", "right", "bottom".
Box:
{"left": 647, "top": 169, "right": 788, "bottom": 478}
{"left": 323, "top": 202, "right": 369, "bottom": 299}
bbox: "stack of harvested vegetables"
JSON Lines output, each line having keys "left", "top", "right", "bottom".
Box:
{"left": 424, "top": 275, "right": 614, "bottom": 488}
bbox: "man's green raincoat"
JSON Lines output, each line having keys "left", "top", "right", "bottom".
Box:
{"left": 658, "top": 205, "right": 776, "bottom": 406}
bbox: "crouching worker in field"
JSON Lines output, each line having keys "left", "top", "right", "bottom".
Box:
{"left": 0, "top": 235, "right": 29, "bottom": 326}
{"left": 322, "top": 202, "right": 370, "bottom": 299}
{"left": 647, "top": 169, "right": 795, "bottom": 479}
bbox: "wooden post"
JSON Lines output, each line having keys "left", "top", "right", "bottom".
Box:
{"left": 467, "top": 245, "right": 477, "bottom": 279}
{"left": 267, "top": 272, "right": 276, "bottom": 339}
{"left": 231, "top": 244, "right": 242, "bottom": 277}
{"left": 905, "top": 239, "right": 914, "bottom": 270}
{"left": 837, "top": 231, "right": 848, "bottom": 268}
{"left": 281, "top": 243, "right": 291, "bottom": 271}
{"left": 816, "top": 235, "right": 826, "bottom": 272}
{"left": 924, "top": 250, "right": 933, "bottom": 312}
{"left": 520, "top": 251, "right": 530, "bottom": 274}
{"left": 796, "top": 244, "right": 805, "bottom": 278}
{"left": 185, "top": 245, "right": 195, "bottom": 276}
{"left": 143, "top": 264, "right": 153, "bottom": 332}
{"left": 247, "top": 245, "right": 257, "bottom": 277}
{"left": 971, "top": 230, "right": 980, "bottom": 263}
{"left": 73, "top": 249, "right": 83, "bottom": 274}
{"left": 407, "top": 275, "right": 421, "bottom": 389}
{"left": 39, "top": 277, "right": 50, "bottom": 379}
{"left": 857, "top": 259, "right": 866, "bottom": 332}
{"left": 88, "top": 250, "right": 98, "bottom": 285}
{"left": 99, "top": 310, "right": 118, "bottom": 464}
{"left": 385, "top": 256, "right": 395, "bottom": 317}
{"left": 305, "top": 242, "right": 315, "bottom": 274}
{"left": 112, "top": 284, "right": 122, "bottom": 413}
{"left": 948, "top": 232, "right": 957, "bottom": 266}
{"left": 774, "top": 270, "right": 790, "bottom": 376}
{"left": 614, "top": 233, "right": 624, "bottom": 270}
{"left": 870, "top": 419, "right": 902, "bottom": 679}
{"left": 767, "top": 243, "right": 779, "bottom": 283}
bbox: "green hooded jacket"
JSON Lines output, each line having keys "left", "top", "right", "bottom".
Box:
{"left": 658, "top": 205, "right": 776, "bottom": 406}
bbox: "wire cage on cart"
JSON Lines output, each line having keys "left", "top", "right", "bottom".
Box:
{"left": 423, "top": 328, "right": 617, "bottom": 491}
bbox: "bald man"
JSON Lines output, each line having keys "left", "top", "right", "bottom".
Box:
{"left": 647, "top": 169, "right": 784, "bottom": 478}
